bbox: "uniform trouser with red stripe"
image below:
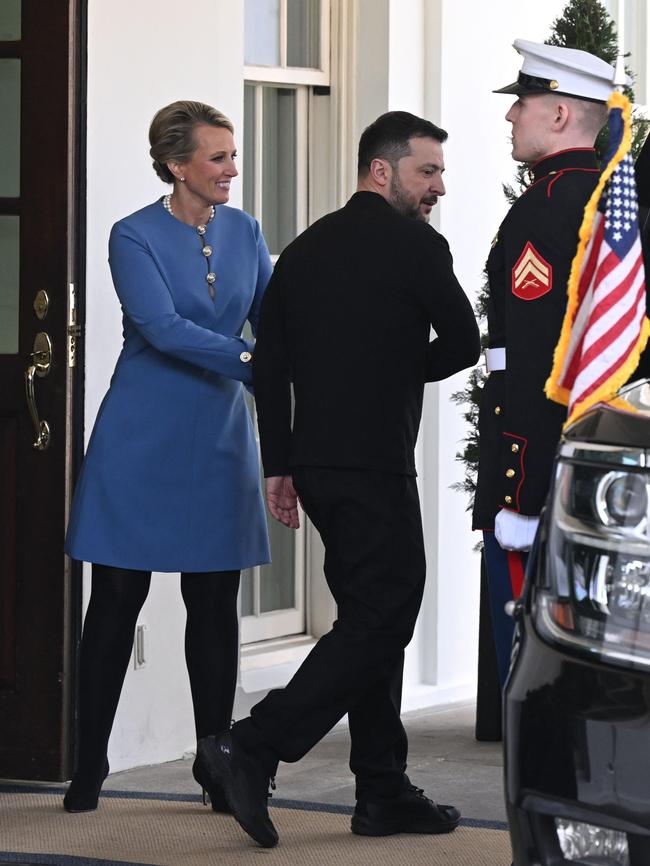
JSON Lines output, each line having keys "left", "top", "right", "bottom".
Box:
{"left": 482, "top": 531, "right": 527, "bottom": 688}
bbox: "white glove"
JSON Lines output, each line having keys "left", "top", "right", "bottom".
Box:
{"left": 494, "top": 509, "right": 539, "bottom": 552}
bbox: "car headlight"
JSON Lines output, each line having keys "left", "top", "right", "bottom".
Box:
{"left": 534, "top": 441, "right": 650, "bottom": 669}
{"left": 595, "top": 471, "right": 648, "bottom": 527}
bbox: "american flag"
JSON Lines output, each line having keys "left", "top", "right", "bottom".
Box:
{"left": 546, "top": 92, "right": 649, "bottom": 426}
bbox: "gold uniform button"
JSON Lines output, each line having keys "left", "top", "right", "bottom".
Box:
{"left": 504, "top": 495, "right": 513, "bottom": 505}
{"left": 506, "top": 469, "right": 515, "bottom": 478}
{"left": 494, "top": 406, "right": 502, "bottom": 415}
{"left": 240, "top": 351, "right": 252, "bottom": 363}
{"left": 511, "top": 443, "right": 519, "bottom": 453}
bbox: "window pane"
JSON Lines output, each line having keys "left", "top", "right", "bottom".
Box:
{"left": 262, "top": 88, "right": 297, "bottom": 255}
{"left": 0, "top": 0, "right": 21, "bottom": 40}
{"left": 286, "top": 0, "right": 320, "bottom": 68}
{"left": 0, "top": 217, "right": 20, "bottom": 355}
{"left": 243, "top": 84, "right": 256, "bottom": 218}
{"left": 241, "top": 569, "right": 255, "bottom": 616}
{"left": 245, "top": 0, "right": 280, "bottom": 66}
{"left": 259, "top": 517, "right": 295, "bottom": 612}
{"left": 0, "top": 60, "right": 20, "bottom": 197}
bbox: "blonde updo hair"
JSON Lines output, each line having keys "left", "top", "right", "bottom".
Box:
{"left": 149, "top": 100, "right": 235, "bottom": 184}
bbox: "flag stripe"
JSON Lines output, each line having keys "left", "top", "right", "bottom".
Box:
{"left": 571, "top": 291, "right": 648, "bottom": 407}
{"left": 576, "top": 274, "right": 645, "bottom": 381}
{"left": 571, "top": 283, "right": 646, "bottom": 408}
{"left": 545, "top": 91, "right": 649, "bottom": 427}
{"left": 555, "top": 218, "right": 606, "bottom": 387}
{"left": 581, "top": 251, "right": 644, "bottom": 355}
{"left": 558, "top": 262, "right": 608, "bottom": 387}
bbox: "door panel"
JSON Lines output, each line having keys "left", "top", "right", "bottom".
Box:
{"left": 0, "top": 0, "right": 83, "bottom": 781}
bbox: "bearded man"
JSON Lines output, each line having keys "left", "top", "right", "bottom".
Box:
{"left": 198, "top": 110, "right": 480, "bottom": 848}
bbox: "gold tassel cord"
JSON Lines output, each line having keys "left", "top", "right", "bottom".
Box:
{"left": 544, "top": 91, "right": 650, "bottom": 426}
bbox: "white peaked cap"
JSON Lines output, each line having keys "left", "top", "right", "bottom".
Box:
{"left": 494, "top": 39, "right": 630, "bottom": 103}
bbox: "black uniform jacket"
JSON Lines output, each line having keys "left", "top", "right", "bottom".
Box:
{"left": 473, "top": 148, "right": 600, "bottom": 530}
{"left": 252, "top": 191, "right": 480, "bottom": 478}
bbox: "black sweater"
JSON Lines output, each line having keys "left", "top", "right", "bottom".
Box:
{"left": 252, "top": 191, "right": 480, "bottom": 477}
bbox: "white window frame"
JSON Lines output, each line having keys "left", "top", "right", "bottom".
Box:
{"left": 604, "top": 0, "right": 649, "bottom": 111}
{"left": 239, "top": 384, "right": 308, "bottom": 644}
{"left": 240, "top": 520, "right": 307, "bottom": 643}
{"left": 246, "top": 81, "right": 310, "bottom": 255}
{"left": 241, "top": 0, "right": 336, "bottom": 649}
{"left": 244, "top": 0, "right": 330, "bottom": 87}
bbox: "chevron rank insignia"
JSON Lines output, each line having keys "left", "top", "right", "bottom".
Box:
{"left": 511, "top": 242, "right": 552, "bottom": 300}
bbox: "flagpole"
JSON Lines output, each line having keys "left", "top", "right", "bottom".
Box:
{"left": 614, "top": 0, "right": 626, "bottom": 90}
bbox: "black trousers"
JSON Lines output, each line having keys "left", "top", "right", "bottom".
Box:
{"left": 233, "top": 467, "right": 426, "bottom": 798}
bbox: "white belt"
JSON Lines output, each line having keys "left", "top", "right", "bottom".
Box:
{"left": 485, "top": 347, "right": 506, "bottom": 372}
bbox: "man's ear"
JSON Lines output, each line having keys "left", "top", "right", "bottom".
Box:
{"left": 552, "top": 101, "right": 571, "bottom": 133}
{"left": 369, "top": 157, "right": 391, "bottom": 188}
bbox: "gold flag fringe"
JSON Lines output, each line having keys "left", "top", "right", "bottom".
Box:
{"left": 544, "top": 90, "right": 650, "bottom": 427}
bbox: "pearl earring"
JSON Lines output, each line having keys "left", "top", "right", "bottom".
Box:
{"left": 180, "top": 176, "right": 186, "bottom": 182}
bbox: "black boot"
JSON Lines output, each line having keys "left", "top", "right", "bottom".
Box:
{"left": 192, "top": 755, "right": 231, "bottom": 813}
{"left": 181, "top": 569, "right": 240, "bottom": 816}
{"left": 197, "top": 732, "right": 278, "bottom": 848}
{"left": 63, "top": 565, "right": 150, "bottom": 814}
{"left": 63, "top": 758, "right": 110, "bottom": 813}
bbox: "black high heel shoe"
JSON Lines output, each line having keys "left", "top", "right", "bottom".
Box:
{"left": 63, "top": 758, "right": 110, "bottom": 813}
{"left": 193, "top": 754, "right": 231, "bottom": 813}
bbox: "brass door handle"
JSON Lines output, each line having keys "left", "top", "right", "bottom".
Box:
{"left": 25, "top": 332, "right": 52, "bottom": 451}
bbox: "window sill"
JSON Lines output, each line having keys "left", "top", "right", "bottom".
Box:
{"left": 240, "top": 634, "right": 316, "bottom": 672}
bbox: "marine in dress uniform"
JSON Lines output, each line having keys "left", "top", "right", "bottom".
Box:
{"left": 473, "top": 40, "right": 622, "bottom": 686}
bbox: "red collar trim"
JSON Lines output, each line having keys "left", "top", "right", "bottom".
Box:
{"left": 529, "top": 147, "right": 596, "bottom": 172}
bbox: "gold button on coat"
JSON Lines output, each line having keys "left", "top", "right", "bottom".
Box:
{"left": 240, "top": 351, "right": 252, "bottom": 363}
{"left": 506, "top": 469, "right": 515, "bottom": 478}
{"left": 495, "top": 406, "right": 502, "bottom": 415}
{"left": 511, "top": 443, "right": 519, "bottom": 453}
{"left": 504, "top": 495, "right": 513, "bottom": 504}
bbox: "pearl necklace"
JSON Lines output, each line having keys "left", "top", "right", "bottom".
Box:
{"left": 162, "top": 194, "right": 217, "bottom": 300}
{"left": 162, "top": 193, "right": 215, "bottom": 226}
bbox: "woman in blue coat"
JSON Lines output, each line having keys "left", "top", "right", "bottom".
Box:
{"left": 64, "top": 101, "right": 271, "bottom": 812}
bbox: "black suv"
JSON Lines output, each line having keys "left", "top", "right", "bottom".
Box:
{"left": 505, "top": 379, "right": 650, "bottom": 866}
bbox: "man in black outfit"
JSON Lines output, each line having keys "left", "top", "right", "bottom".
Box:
{"left": 198, "top": 111, "right": 480, "bottom": 848}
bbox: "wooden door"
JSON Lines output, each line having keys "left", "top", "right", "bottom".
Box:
{"left": 0, "top": 0, "right": 84, "bottom": 781}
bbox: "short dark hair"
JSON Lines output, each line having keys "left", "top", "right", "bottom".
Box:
{"left": 357, "top": 111, "right": 448, "bottom": 177}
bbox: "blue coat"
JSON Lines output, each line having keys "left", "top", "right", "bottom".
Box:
{"left": 65, "top": 201, "right": 272, "bottom": 572}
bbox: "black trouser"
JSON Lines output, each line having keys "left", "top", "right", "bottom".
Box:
{"left": 233, "top": 467, "right": 426, "bottom": 798}
{"left": 72, "top": 563, "right": 240, "bottom": 781}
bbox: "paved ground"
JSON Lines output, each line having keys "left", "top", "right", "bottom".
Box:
{"left": 105, "top": 701, "right": 506, "bottom": 823}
